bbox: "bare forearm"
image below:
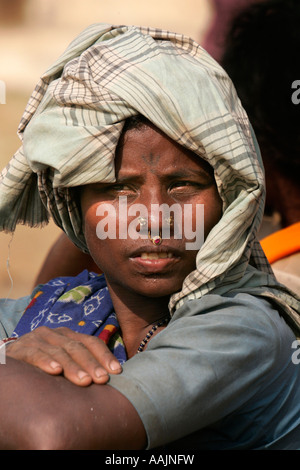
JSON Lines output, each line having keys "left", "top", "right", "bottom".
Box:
{"left": 0, "top": 357, "right": 146, "bottom": 450}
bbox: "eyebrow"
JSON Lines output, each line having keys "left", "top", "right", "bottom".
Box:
{"left": 114, "top": 168, "right": 214, "bottom": 186}
{"left": 162, "top": 168, "right": 212, "bottom": 179}
{"left": 156, "top": 166, "right": 215, "bottom": 182}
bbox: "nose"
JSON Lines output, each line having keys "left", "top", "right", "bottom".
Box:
{"left": 136, "top": 186, "right": 175, "bottom": 240}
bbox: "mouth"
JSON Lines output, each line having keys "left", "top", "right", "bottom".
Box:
{"left": 140, "top": 252, "right": 174, "bottom": 260}
{"left": 129, "top": 246, "right": 181, "bottom": 273}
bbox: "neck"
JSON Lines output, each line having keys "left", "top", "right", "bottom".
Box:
{"left": 106, "top": 280, "right": 171, "bottom": 358}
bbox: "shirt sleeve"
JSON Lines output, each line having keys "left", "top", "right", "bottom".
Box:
{"left": 108, "top": 293, "right": 296, "bottom": 449}
{"left": 0, "top": 296, "right": 31, "bottom": 339}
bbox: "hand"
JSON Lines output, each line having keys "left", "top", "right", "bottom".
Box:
{"left": 5, "top": 326, "right": 122, "bottom": 386}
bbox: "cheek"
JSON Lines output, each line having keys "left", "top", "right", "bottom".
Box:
{"left": 82, "top": 204, "right": 98, "bottom": 240}
{"left": 204, "top": 190, "right": 223, "bottom": 235}
{"left": 82, "top": 203, "right": 127, "bottom": 273}
{"left": 188, "top": 189, "right": 222, "bottom": 239}
{"left": 83, "top": 202, "right": 118, "bottom": 239}
{"left": 82, "top": 204, "right": 109, "bottom": 264}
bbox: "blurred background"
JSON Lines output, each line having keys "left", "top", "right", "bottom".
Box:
{"left": 0, "top": 0, "right": 215, "bottom": 298}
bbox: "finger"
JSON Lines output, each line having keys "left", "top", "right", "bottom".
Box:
{"left": 53, "top": 328, "right": 123, "bottom": 375}
{"left": 7, "top": 327, "right": 122, "bottom": 386}
{"left": 55, "top": 338, "right": 110, "bottom": 385}
{"left": 5, "top": 331, "right": 93, "bottom": 386}
{"left": 36, "top": 327, "right": 117, "bottom": 384}
{"left": 6, "top": 342, "right": 63, "bottom": 376}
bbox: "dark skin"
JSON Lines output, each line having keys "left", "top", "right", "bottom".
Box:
{"left": 0, "top": 357, "right": 145, "bottom": 450}
{"left": 2, "top": 123, "right": 222, "bottom": 449}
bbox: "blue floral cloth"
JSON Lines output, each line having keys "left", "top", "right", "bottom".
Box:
{"left": 12, "top": 270, "right": 127, "bottom": 364}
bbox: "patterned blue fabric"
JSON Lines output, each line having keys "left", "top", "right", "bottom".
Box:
{"left": 12, "top": 270, "right": 127, "bottom": 364}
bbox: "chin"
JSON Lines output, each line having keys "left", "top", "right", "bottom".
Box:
{"left": 130, "top": 277, "right": 182, "bottom": 299}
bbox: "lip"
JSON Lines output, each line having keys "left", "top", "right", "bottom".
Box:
{"left": 128, "top": 244, "right": 182, "bottom": 274}
{"left": 129, "top": 245, "right": 182, "bottom": 258}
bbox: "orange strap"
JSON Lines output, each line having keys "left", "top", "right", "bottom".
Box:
{"left": 260, "top": 222, "right": 300, "bottom": 264}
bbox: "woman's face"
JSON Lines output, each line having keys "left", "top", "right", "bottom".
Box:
{"left": 81, "top": 123, "right": 222, "bottom": 298}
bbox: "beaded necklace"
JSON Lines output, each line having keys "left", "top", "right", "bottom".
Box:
{"left": 137, "top": 316, "right": 170, "bottom": 353}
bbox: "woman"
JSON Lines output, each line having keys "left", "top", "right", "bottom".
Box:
{"left": 0, "top": 24, "right": 300, "bottom": 450}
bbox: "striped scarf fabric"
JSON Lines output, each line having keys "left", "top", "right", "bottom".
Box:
{"left": 0, "top": 23, "right": 299, "bottom": 331}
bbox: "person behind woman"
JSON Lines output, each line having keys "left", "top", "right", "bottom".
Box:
{"left": 0, "top": 24, "right": 300, "bottom": 450}
{"left": 220, "top": 0, "right": 300, "bottom": 294}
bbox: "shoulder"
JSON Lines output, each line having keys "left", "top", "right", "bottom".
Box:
{"left": 123, "top": 292, "right": 296, "bottom": 398}
{"left": 108, "top": 293, "right": 299, "bottom": 448}
{"left": 174, "top": 291, "right": 282, "bottom": 320}
{"left": 169, "top": 292, "right": 293, "bottom": 354}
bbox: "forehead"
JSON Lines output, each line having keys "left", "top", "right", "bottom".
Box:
{"left": 115, "top": 124, "right": 213, "bottom": 176}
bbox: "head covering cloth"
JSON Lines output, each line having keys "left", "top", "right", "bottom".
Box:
{"left": 0, "top": 24, "right": 299, "bottom": 330}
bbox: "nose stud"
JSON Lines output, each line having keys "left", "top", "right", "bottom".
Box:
{"left": 149, "top": 231, "right": 162, "bottom": 245}
{"left": 164, "top": 215, "right": 174, "bottom": 226}
{"left": 138, "top": 215, "right": 174, "bottom": 226}
{"left": 139, "top": 215, "right": 174, "bottom": 246}
{"left": 138, "top": 217, "right": 147, "bottom": 227}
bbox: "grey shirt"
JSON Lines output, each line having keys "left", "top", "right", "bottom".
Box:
{"left": 108, "top": 293, "right": 300, "bottom": 449}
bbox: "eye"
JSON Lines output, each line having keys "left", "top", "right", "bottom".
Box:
{"left": 93, "top": 182, "right": 134, "bottom": 192}
{"left": 84, "top": 182, "right": 138, "bottom": 198}
{"left": 106, "top": 183, "right": 138, "bottom": 197}
{"left": 171, "top": 181, "right": 192, "bottom": 188}
{"left": 109, "top": 183, "right": 130, "bottom": 191}
{"left": 169, "top": 181, "right": 204, "bottom": 192}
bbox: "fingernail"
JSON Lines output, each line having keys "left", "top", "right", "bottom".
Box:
{"left": 94, "top": 367, "right": 108, "bottom": 378}
{"left": 109, "top": 360, "right": 122, "bottom": 371}
{"left": 77, "top": 370, "right": 90, "bottom": 380}
{"left": 50, "top": 361, "right": 61, "bottom": 370}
